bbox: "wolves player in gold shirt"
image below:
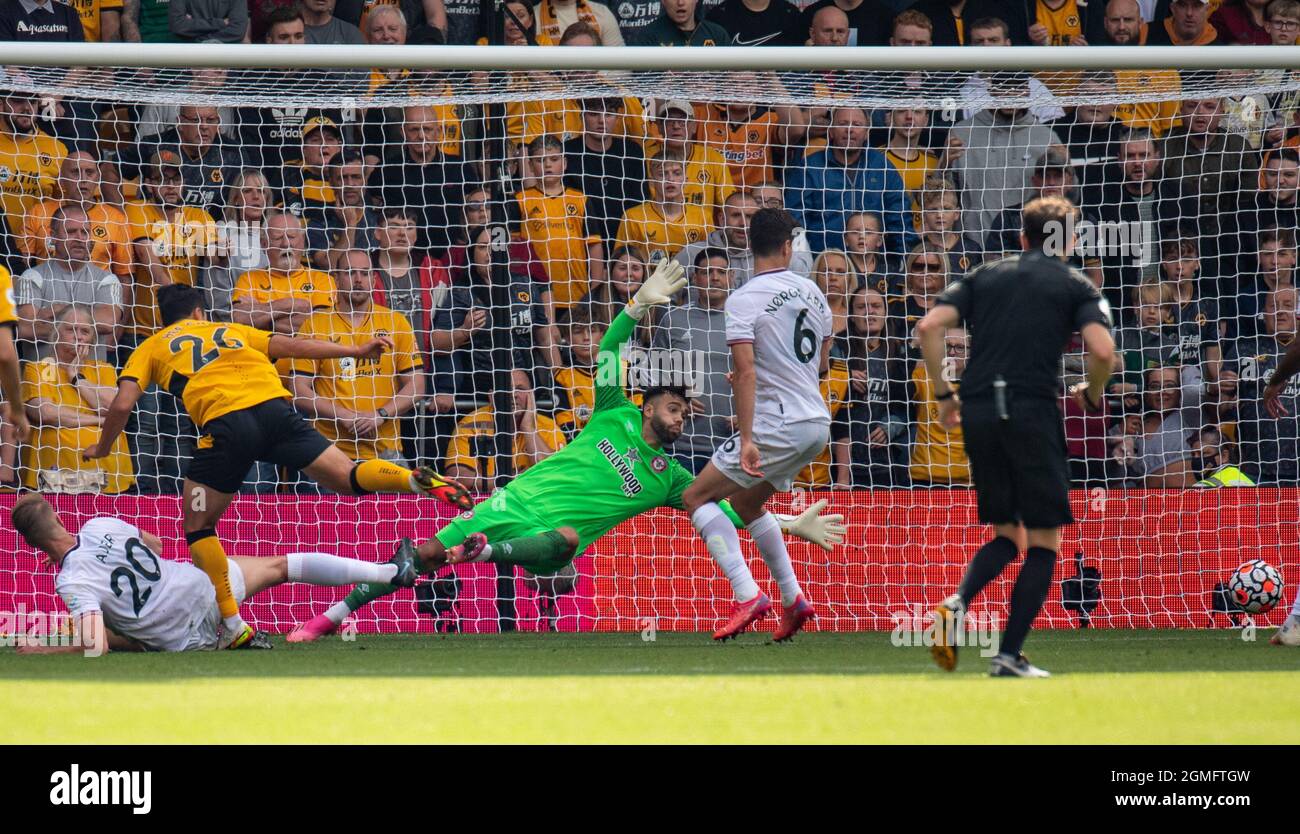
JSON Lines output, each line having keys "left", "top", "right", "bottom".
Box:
{"left": 84, "top": 284, "right": 471, "bottom": 649}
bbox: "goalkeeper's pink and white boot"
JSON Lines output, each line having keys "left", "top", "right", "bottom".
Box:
{"left": 713, "top": 592, "right": 772, "bottom": 641}
{"left": 773, "top": 595, "right": 815, "bottom": 642}
{"left": 287, "top": 614, "right": 338, "bottom": 644}
{"left": 446, "top": 533, "right": 489, "bottom": 566}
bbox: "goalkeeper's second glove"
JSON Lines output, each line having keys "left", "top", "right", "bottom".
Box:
{"left": 626, "top": 259, "right": 687, "bottom": 320}
{"left": 775, "top": 498, "right": 848, "bottom": 552}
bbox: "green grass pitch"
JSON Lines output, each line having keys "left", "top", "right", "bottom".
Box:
{"left": 1, "top": 630, "right": 1296, "bottom": 744}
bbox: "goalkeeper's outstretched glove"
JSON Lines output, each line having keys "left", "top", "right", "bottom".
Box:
{"left": 775, "top": 499, "right": 848, "bottom": 552}
{"left": 626, "top": 259, "right": 687, "bottom": 320}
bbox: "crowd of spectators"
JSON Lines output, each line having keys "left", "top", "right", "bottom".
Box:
{"left": 2, "top": 0, "right": 1300, "bottom": 494}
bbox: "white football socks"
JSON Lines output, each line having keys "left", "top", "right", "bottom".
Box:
{"left": 692, "top": 503, "right": 760, "bottom": 603}
{"left": 323, "top": 600, "right": 352, "bottom": 627}
{"left": 287, "top": 552, "right": 395, "bottom": 586}
{"left": 747, "top": 512, "right": 802, "bottom": 606}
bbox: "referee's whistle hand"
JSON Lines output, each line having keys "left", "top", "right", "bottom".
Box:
{"left": 1069, "top": 383, "right": 1105, "bottom": 415}
{"left": 938, "top": 397, "right": 961, "bottom": 429}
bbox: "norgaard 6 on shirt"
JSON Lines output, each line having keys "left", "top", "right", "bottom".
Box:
{"left": 724, "top": 268, "right": 834, "bottom": 427}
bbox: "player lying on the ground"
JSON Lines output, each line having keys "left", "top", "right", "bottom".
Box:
{"left": 289, "top": 260, "right": 847, "bottom": 642}
{"left": 8, "top": 493, "right": 417, "bottom": 653}
{"left": 82, "top": 284, "right": 472, "bottom": 650}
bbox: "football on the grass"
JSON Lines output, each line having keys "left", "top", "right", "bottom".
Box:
{"left": 1227, "top": 560, "right": 1284, "bottom": 614}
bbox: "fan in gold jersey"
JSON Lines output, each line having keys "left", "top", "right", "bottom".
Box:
{"left": 0, "top": 264, "right": 30, "bottom": 451}
{"left": 83, "top": 284, "right": 472, "bottom": 650}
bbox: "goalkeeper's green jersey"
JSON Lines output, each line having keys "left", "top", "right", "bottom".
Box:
{"left": 502, "top": 309, "right": 739, "bottom": 553}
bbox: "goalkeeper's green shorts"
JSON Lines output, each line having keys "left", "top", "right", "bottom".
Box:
{"left": 434, "top": 489, "right": 555, "bottom": 552}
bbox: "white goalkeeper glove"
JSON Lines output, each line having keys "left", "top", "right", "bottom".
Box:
{"left": 775, "top": 499, "right": 848, "bottom": 552}
{"left": 626, "top": 259, "right": 687, "bottom": 320}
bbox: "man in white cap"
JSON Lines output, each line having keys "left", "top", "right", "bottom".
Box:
{"left": 655, "top": 99, "right": 736, "bottom": 218}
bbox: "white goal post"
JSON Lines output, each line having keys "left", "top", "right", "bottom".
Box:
{"left": 2, "top": 43, "right": 1300, "bottom": 70}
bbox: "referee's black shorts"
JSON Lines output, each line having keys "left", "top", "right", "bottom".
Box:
{"left": 961, "top": 396, "right": 1074, "bottom": 529}
{"left": 187, "top": 398, "right": 331, "bottom": 494}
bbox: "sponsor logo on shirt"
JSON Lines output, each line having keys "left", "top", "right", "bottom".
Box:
{"left": 598, "top": 437, "right": 643, "bottom": 497}
{"left": 16, "top": 21, "right": 71, "bottom": 34}
{"left": 184, "top": 186, "right": 219, "bottom": 207}
{"left": 616, "top": 1, "right": 658, "bottom": 24}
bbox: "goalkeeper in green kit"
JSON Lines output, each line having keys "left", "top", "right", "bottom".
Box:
{"left": 287, "top": 261, "right": 847, "bottom": 642}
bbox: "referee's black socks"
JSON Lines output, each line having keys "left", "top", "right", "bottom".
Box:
{"left": 1001, "top": 546, "right": 1058, "bottom": 657}
{"left": 957, "top": 536, "right": 1019, "bottom": 608}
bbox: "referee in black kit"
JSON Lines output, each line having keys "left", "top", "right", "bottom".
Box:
{"left": 916, "top": 195, "right": 1116, "bottom": 677}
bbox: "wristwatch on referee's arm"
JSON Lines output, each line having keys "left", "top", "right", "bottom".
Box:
{"left": 377, "top": 407, "right": 391, "bottom": 419}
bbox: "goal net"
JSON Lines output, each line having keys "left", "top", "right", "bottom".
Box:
{"left": 1, "top": 49, "right": 1298, "bottom": 635}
